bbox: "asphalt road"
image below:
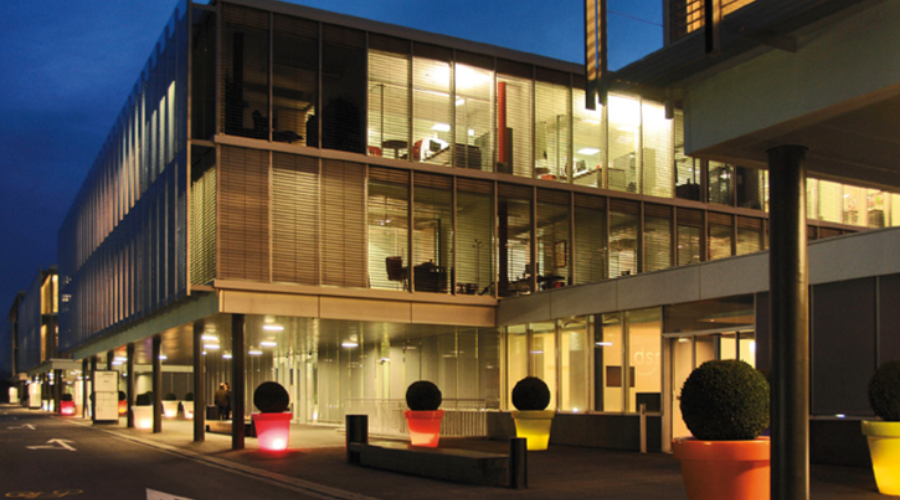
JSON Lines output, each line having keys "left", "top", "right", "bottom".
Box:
{"left": 0, "top": 405, "right": 333, "bottom": 500}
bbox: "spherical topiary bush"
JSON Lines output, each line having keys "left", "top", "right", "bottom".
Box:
{"left": 680, "top": 359, "right": 769, "bottom": 441}
{"left": 254, "top": 381, "right": 290, "bottom": 413}
{"left": 163, "top": 392, "right": 178, "bottom": 401}
{"left": 118, "top": 390, "right": 126, "bottom": 402}
{"left": 869, "top": 360, "right": 900, "bottom": 422}
{"left": 405, "top": 381, "right": 442, "bottom": 411}
{"left": 184, "top": 392, "right": 194, "bottom": 402}
{"left": 512, "top": 377, "right": 551, "bottom": 411}
{"left": 61, "top": 393, "right": 74, "bottom": 402}
{"left": 135, "top": 391, "right": 153, "bottom": 406}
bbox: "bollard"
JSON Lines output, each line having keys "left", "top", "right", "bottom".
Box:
{"left": 509, "top": 437, "right": 527, "bottom": 489}
{"left": 345, "top": 414, "right": 368, "bottom": 463}
{"left": 639, "top": 403, "right": 647, "bottom": 454}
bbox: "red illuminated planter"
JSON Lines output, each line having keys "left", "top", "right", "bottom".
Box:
{"left": 404, "top": 410, "right": 444, "bottom": 447}
{"left": 60, "top": 400, "right": 76, "bottom": 416}
{"left": 252, "top": 413, "right": 292, "bottom": 452}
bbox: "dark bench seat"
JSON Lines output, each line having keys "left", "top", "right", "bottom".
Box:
{"left": 348, "top": 441, "right": 508, "bottom": 486}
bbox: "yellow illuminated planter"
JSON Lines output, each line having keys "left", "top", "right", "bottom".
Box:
{"left": 862, "top": 421, "right": 900, "bottom": 496}
{"left": 512, "top": 410, "right": 555, "bottom": 451}
{"left": 118, "top": 400, "right": 127, "bottom": 416}
{"left": 133, "top": 405, "right": 153, "bottom": 429}
{"left": 404, "top": 410, "right": 444, "bottom": 447}
{"left": 252, "top": 413, "right": 292, "bottom": 452}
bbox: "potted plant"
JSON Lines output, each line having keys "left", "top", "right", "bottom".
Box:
{"left": 133, "top": 391, "right": 154, "bottom": 429}
{"left": 862, "top": 359, "right": 900, "bottom": 496}
{"left": 182, "top": 392, "right": 194, "bottom": 420}
{"left": 117, "top": 390, "right": 127, "bottom": 416}
{"left": 404, "top": 381, "right": 443, "bottom": 447}
{"left": 511, "top": 376, "right": 554, "bottom": 451}
{"left": 251, "top": 381, "right": 292, "bottom": 451}
{"left": 59, "top": 393, "right": 75, "bottom": 416}
{"left": 162, "top": 392, "right": 179, "bottom": 418}
{"left": 673, "top": 359, "right": 770, "bottom": 500}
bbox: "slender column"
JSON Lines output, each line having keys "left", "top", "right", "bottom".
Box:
{"left": 193, "top": 322, "right": 206, "bottom": 442}
{"left": 152, "top": 334, "right": 162, "bottom": 433}
{"left": 53, "top": 369, "right": 62, "bottom": 414}
{"left": 106, "top": 350, "right": 114, "bottom": 369}
{"left": 90, "top": 356, "right": 97, "bottom": 421}
{"left": 231, "top": 314, "right": 245, "bottom": 450}
{"left": 81, "top": 358, "right": 89, "bottom": 418}
{"left": 767, "top": 145, "right": 810, "bottom": 500}
{"left": 126, "top": 342, "right": 135, "bottom": 428}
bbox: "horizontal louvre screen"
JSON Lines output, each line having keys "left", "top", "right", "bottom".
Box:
{"left": 708, "top": 212, "right": 733, "bottom": 226}
{"left": 190, "top": 162, "right": 216, "bottom": 285}
{"left": 219, "top": 146, "right": 270, "bottom": 282}
{"left": 537, "top": 188, "right": 570, "bottom": 205}
{"left": 414, "top": 172, "right": 453, "bottom": 190}
{"left": 575, "top": 193, "right": 606, "bottom": 210}
{"left": 370, "top": 166, "right": 409, "bottom": 185}
{"left": 498, "top": 183, "right": 532, "bottom": 200}
{"left": 677, "top": 207, "right": 703, "bottom": 227}
{"left": 272, "top": 153, "right": 319, "bottom": 285}
{"left": 609, "top": 198, "right": 639, "bottom": 215}
{"left": 322, "top": 160, "right": 366, "bottom": 287}
{"left": 458, "top": 178, "right": 493, "bottom": 195}
{"left": 644, "top": 203, "right": 672, "bottom": 219}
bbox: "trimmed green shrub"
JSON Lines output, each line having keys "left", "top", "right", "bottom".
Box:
{"left": 254, "top": 382, "right": 290, "bottom": 413}
{"left": 163, "top": 393, "right": 178, "bottom": 401}
{"left": 118, "top": 390, "right": 126, "bottom": 402}
{"left": 680, "top": 360, "right": 769, "bottom": 440}
{"left": 869, "top": 360, "right": 900, "bottom": 422}
{"left": 184, "top": 392, "right": 194, "bottom": 402}
{"left": 405, "top": 381, "right": 442, "bottom": 411}
{"left": 512, "top": 377, "right": 551, "bottom": 411}
{"left": 135, "top": 392, "right": 153, "bottom": 406}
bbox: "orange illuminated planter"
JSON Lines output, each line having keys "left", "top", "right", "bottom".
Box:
{"left": 862, "top": 421, "right": 900, "bottom": 496}
{"left": 118, "top": 400, "right": 127, "bottom": 415}
{"left": 404, "top": 410, "right": 444, "bottom": 447}
{"left": 673, "top": 437, "right": 770, "bottom": 500}
{"left": 252, "top": 413, "right": 292, "bottom": 452}
{"left": 60, "top": 401, "right": 75, "bottom": 416}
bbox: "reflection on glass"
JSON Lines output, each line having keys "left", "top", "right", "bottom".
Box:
{"left": 626, "top": 308, "right": 661, "bottom": 413}
{"left": 607, "top": 95, "right": 640, "bottom": 193}
{"left": 530, "top": 322, "right": 557, "bottom": 410}
{"left": 559, "top": 317, "right": 589, "bottom": 412}
{"left": 641, "top": 102, "right": 673, "bottom": 198}
{"left": 572, "top": 85, "right": 604, "bottom": 188}
{"left": 507, "top": 325, "right": 528, "bottom": 409}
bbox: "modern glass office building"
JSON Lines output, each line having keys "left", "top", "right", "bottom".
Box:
{"left": 54, "top": 0, "right": 900, "bottom": 457}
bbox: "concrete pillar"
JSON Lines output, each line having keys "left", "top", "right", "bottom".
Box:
{"left": 152, "top": 334, "right": 162, "bottom": 433}
{"left": 767, "top": 145, "right": 810, "bottom": 500}
{"left": 231, "top": 314, "right": 245, "bottom": 450}
{"left": 90, "top": 356, "right": 97, "bottom": 421}
{"left": 126, "top": 342, "right": 135, "bottom": 428}
{"left": 81, "top": 358, "right": 88, "bottom": 418}
{"left": 193, "top": 322, "right": 206, "bottom": 442}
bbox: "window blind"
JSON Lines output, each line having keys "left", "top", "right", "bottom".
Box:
{"left": 573, "top": 193, "right": 607, "bottom": 284}
{"left": 321, "top": 160, "right": 366, "bottom": 287}
{"left": 219, "top": 146, "right": 270, "bottom": 282}
{"left": 644, "top": 204, "right": 672, "bottom": 272}
{"left": 368, "top": 36, "right": 411, "bottom": 160}
{"left": 456, "top": 178, "right": 494, "bottom": 295}
{"left": 368, "top": 167, "right": 409, "bottom": 290}
{"left": 221, "top": 4, "right": 270, "bottom": 139}
{"left": 272, "top": 153, "right": 319, "bottom": 285}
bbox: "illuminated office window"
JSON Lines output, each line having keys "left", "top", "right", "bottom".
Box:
{"left": 572, "top": 81, "right": 605, "bottom": 188}
{"left": 455, "top": 55, "right": 493, "bottom": 171}
{"left": 535, "top": 71, "right": 571, "bottom": 182}
{"left": 368, "top": 37, "right": 410, "bottom": 159}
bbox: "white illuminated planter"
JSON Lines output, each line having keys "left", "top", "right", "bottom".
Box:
{"left": 252, "top": 413, "right": 292, "bottom": 452}
{"left": 182, "top": 401, "right": 194, "bottom": 419}
{"left": 133, "top": 405, "right": 153, "bottom": 429}
{"left": 162, "top": 401, "right": 180, "bottom": 418}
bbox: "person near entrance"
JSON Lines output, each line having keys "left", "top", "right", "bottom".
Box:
{"left": 215, "top": 382, "right": 232, "bottom": 420}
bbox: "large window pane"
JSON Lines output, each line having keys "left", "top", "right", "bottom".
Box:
{"left": 843, "top": 185, "right": 864, "bottom": 226}
{"left": 455, "top": 62, "right": 493, "bottom": 171}
{"left": 708, "top": 161, "right": 733, "bottom": 206}
{"left": 642, "top": 102, "right": 673, "bottom": 198}
{"left": 595, "top": 313, "right": 624, "bottom": 412}
{"left": 530, "top": 322, "right": 557, "bottom": 410}
{"left": 222, "top": 6, "right": 269, "bottom": 139}
{"left": 559, "top": 317, "right": 589, "bottom": 412}
{"left": 535, "top": 77, "right": 571, "bottom": 182}
{"left": 572, "top": 83, "right": 605, "bottom": 188}
{"left": 368, "top": 41, "right": 410, "bottom": 159}
{"left": 273, "top": 15, "right": 317, "bottom": 145}
{"left": 321, "top": 26, "right": 366, "bottom": 154}
{"left": 818, "top": 180, "right": 842, "bottom": 223}
{"left": 674, "top": 111, "right": 701, "bottom": 201}
{"left": 368, "top": 170, "right": 409, "bottom": 290}
{"left": 537, "top": 190, "right": 570, "bottom": 289}
{"left": 456, "top": 180, "right": 494, "bottom": 296}
{"left": 626, "top": 308, "right": 661, "bottom": 413}
{"left": 413, "top": 174, "right": 453, "bottom": 293}
{"left": 644, "top": 205, "right": 672, "bottom": 273}
{"left": 708, "top": 219, "right": 733, "bottom": 261}
{"left": 609, "top": 201, "right": 638, "bottom": 277}
{"left": 506, "top": 325, "right": 528, "bottom": 409}
{"left": 573, "top": 195, "right": 608, "bottom": 285}
{"left": 498, "top": 185, "right": 533, "bottom": 296}
{"left": 608, "top": 95, "right": 640, "bottom": 193}
{"left": 736, "top": 166, "right": 764, "bottom": 209}
{"left": 413, "top": 49, "right": 453, "bottom": 165}
{"left": 497, "top": 64, "right": 533, "bottom": 178}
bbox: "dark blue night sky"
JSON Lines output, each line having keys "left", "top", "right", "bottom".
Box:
{"left": 0, "top": 0, "right": 660, "bottom": 376}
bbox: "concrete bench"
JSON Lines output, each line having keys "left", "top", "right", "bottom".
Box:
{"left": 348, "top": 441, "right": 509, "bottom": 486}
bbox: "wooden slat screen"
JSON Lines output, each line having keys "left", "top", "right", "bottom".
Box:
{"left": 272, "top": 153, "right": 319, "bottom": 285}
{"left": 644, "top": 204, "right": 673, "bottom": 272}
{"left": 322, "top": 159, "right": 367, "bottom": 287}
{"left": 190, "top": 158, "right": 216, "bottom": 285}
{"left": 219, "top": 146, "right": 270, "bottom": 282}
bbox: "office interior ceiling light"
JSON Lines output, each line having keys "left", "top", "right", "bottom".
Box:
{"left": 578, "top": 148, "right": 601, "bottom": 155}
{"left": 341, "top": 341, "right": 359, "bottom": 348}
{"left": 201, "top": 334, "right": 219, "bottom": 341}
{"left": 204, "top": 344, "right": 220, "bottom": 350}
{"left": 431, "top": 123, "right": 451, "bottom": 132}
{"left": 260, "top": 341, "right": 278, "bottom": 347}
{"left": 248, "top": 349, "right": 263, "bottom": 356}
{"left": 263, "top": 324, "right": 284, "bottom": 332}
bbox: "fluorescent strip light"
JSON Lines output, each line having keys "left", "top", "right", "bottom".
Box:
{"left": 248, "top": 349, "right": 263, "bottom": 356}
{"left": 204, "top": 344, "right": 220, "bottom": 350}
{"left": 595, "top": 342, "right": 613, "bottom": 346}
{"left": 201, "top": 334, "right": 219, "bottom": 341}
{"left": 262, "top": 324, "right": 284, "bottom": 332}
{"left": 159, "top": 355, "right": 168, "bottom": 360}
{"left": 578, "top": 148, "right": 601, "bottom": 156}
{"left": 341, "top": 342, "right": 359, "bottom": 348}
{"left": 223, "top": 353, "right": 233, "bottom": 360}
{"left": 260, "top": 341, "right": 277, "bottom": 347}
{"left": 430, "top": 123, "right": 451, "bottom": 132}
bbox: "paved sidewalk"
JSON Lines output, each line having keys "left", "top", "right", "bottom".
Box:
{"left": 55, "top": 411, "right": 882, "bottom": 500}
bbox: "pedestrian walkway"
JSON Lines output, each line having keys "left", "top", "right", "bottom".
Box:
{"left": 54, "top": 410, "right": 881, "bottom": 500}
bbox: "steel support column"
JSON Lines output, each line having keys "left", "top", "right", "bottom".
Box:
{"left": 193, "top": 322, "right": 206, "bottom": 442}
{"left": 152, "top": 334, "right": 162, "bottom": 433}
{"left": 231, "top": 314, "right": 246, "bottom": 450}
{"left": 126, "top": 342, "right": 135, "bottom": 428}
{"left": 81, "top": 358, "right": 89, "bottom": 418}
{"left": 90, "top": 356, "right": 97, "bottom": 421}
{"left": 767, "top": 145, "right": 810, "bottom": 500}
